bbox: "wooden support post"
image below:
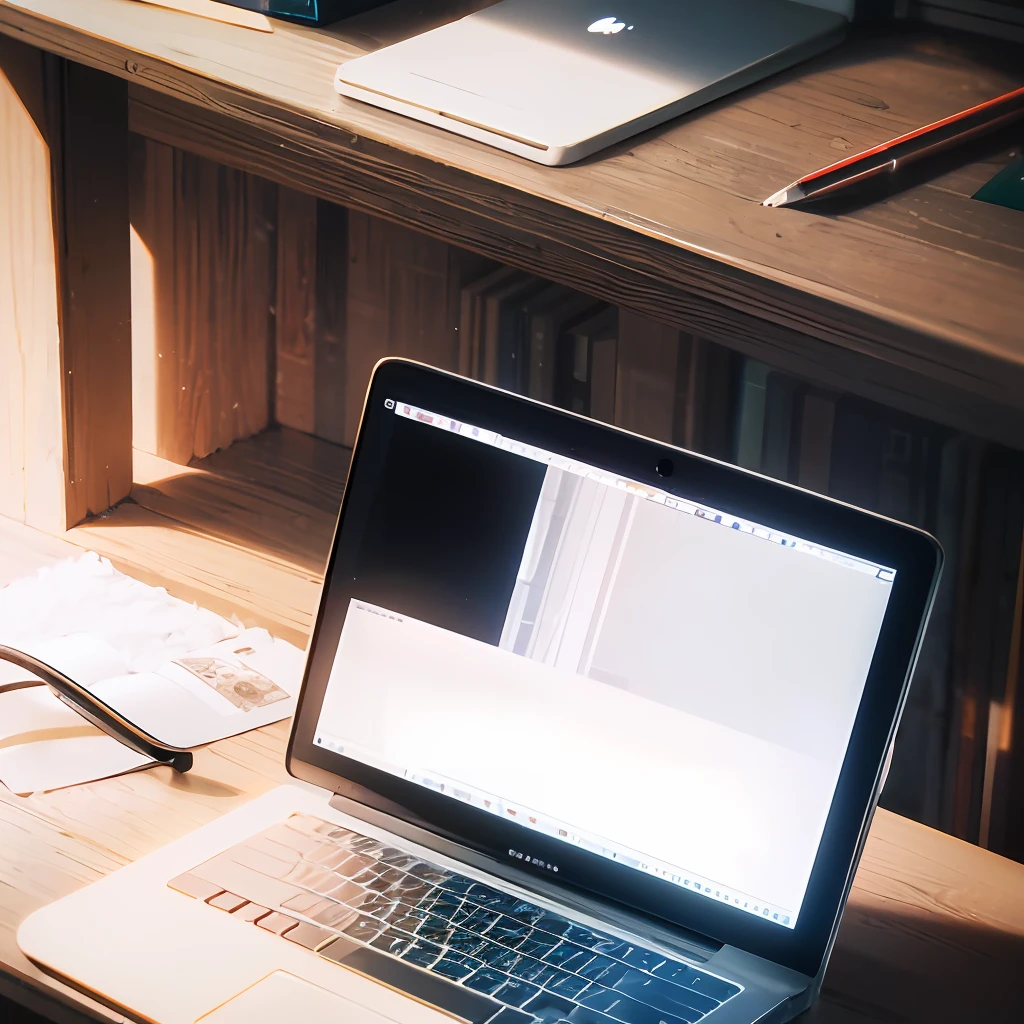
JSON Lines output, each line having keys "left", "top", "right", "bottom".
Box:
{"left": 0, "top": 39, "right": 132, "bottom": 531}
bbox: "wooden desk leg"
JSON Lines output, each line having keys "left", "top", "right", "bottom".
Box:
{"left": 0, "top": 39, "right": 132, "bottom": 532}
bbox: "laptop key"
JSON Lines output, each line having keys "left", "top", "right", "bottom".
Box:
{"left": 611, "top": 974, "right": 715, "bottom": 1016}
{"left": 280, "top": 892, "right": 336, "bottom": 918}
{"left": 577, "top": 984, "right": 622, "bottom": 1012}
{"left": 523, "top": 991, "right": 577, "bottom": 1023}
{"left": 189, "top": 854, "right": 306, "bottom": 911}
{"left": 488, "top": 915, "right": 532, "bottom": 945}
{"left": 434, "top": 954, "right": 482, "bottom": 981}
{"left": 167, "top": 873, "right": 223, "bottom": 903}
{"left": 508, "top": 956, "right": 555, "bottom": 983}
{"left": 256, "top": 912, "right": 300, "bottom": 937}
{"left": 543, "top": 942, "right": 592, "bottom": 969}
{"left": 465, "top": 968, "right": 511, "bottom": 996}
{"left": 603, "top": 991, "right": 698, "bottom": 1024}
{"left": 311, "top": 901, "right": 358, "bottom": 931}
{"left": 566, "top": 1007, "right": 616, "bottom": 1024}
{"left": 487, "top": 1009, "right": 535, "bottom": 1024}
{"left": 492, "top": 978, "right": 540, "bottom": 1008}
{"left": 285, "top": 920, "right": 336, "bottom": 951}
{"left": 548, "top": 971, "right": 590, "bottom": 998}
{"left": 342, "top": 914, "right": 385, "bottom": 943}
{"left": 449, "top": 929, "right": 492, "bottom": 957}
{"left": 402, "top": 940, "right": 444, "bottom": 969}
{"left": 620, "top": 947, "right": 667, "bottom": 973}
{"left": 590, "top": 938, "right": 635, "bottom": 960}
{"left": 585, "top": 960, "right": 632, "bottom": 988}
{"left": 677, "top": 974, "right": 739, "bottom": 1004}
{"left": 466, "top": 907, "right": 503, "bottom": 932}
{"left": 485, "top": 947, "right": 521, "bottom": 972}
{"left": 336, "top": 854, "right": 376, "bottom": 878}
{"left": 535, "top": 912, "right": 573, "bottom": 936}
{"left": 235, "top": 902, "right": 271, "bottom": 923}
{"left": 648, "top": 963, "right": 696, "bottom": 987}
{"left": 207, "top": 892, "right": 249, "bottom": 913}
{"left": 371, "top": 928, "right": 415, "bottom": 957}
{"left": 518, "top": 933, "right": 559, "bottom": 958}
{"left": 408, "top": 862, "right": 452, "bottom": 885}
{"left": 578, "top": 954, "right": 620, "bottom": 981}
{"left": 564, "top": 924, "right": 602, "bottom": 948}
{"left": 507, "top": 901, "right": 545, "bottom": 927}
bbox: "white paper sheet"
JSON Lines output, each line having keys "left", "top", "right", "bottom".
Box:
{"left": 0, "top": 685, "right": 153, "bottom": 794}
{"left": 0, "top": 554, "right": 305, "bottom": 795}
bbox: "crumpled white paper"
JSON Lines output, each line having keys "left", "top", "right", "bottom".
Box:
{"left": 0, "top": 553, "right": 303, "bottom": 794}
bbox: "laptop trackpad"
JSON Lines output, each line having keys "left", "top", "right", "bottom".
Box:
{"left": 196, "top": 971, "right": 389, "bottom": 1024}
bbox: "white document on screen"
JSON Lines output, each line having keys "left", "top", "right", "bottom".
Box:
{"left": 316, "top": 599, "right": 845, "bottom": 924}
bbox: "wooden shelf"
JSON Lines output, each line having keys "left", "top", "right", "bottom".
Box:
{"left": 2, "top": 0, "right": 1023, "bottom": 445}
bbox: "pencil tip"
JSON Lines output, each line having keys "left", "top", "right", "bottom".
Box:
{"left": 763, "top": 188, "right": 790, "bottom": 208}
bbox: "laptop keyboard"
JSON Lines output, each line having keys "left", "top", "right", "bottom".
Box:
{"left": 169, "top": 814, "right": 739, "bottom": 1024}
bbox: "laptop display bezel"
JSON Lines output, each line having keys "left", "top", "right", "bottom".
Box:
{"left": 286, "top": 359, "right": 942, "bottom": 980}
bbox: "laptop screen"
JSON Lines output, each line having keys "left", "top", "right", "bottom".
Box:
{"left": 312, "top": 399, "right": 894, "bottom": 932}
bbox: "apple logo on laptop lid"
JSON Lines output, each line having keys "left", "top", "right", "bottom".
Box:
{"left": 587, "top": 16, "right": 633, "bottom": 34}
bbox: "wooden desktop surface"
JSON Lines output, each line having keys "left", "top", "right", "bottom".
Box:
{"left": 1, "top": 433, "right": 1023, "bottom": 1024}
{"left": 1, "top": 0, "right": 1023, "bottom": 447}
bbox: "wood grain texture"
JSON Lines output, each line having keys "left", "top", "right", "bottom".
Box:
{"left": 129, "top": 133, "right": 277, "bottom": 464}
{"left": 615, "top": 311, "right": 681, "bottom": 444}
{"left": 123, "top": 83, "right": 1024, "bottom": 450}
{"left": 1, "top": 1, "right": 1022, "bottom": 444}
{"left": 56, "top": 56, "right": 134, "bottom": 527}
{"left": 344, "top": 212, "right": 488, "bottom": 446}
{"left": 2, "top": 429, "right": 1024, "bottom": 1021}
{"left": 134, "top": 0, "right": 273, "bottom": 33}
{"left": 274, "top": 192, "right": 349, "bottom": 443}
{"left": 0, "top": 36, "right": 64, "bottom": 529}
{"left": 312, "top": 198, "right": 349, "bottom": 444}
{"left": 0, "top": 37, "right": 132, "bottom": 532}
{"left": 274, "top": 187, "right": 318, "bottom": 435}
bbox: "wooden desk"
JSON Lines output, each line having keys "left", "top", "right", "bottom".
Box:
{"left": 1, "top": 2, "right": 1024, "bottom": 1021}
{"left": 1, "top": 433, "right": 1024, "bottom": 1024}
{"left": 1, "top": 0, "right": 1024, "bottom": 534}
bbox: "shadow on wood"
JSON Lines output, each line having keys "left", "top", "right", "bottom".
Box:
{"left": 815, "top": 897, "right": 1024, "bottom": 1022}
{"left": 86, "top": 429, "right": 348, "bottom": 577}
{"left": 129, "top": 135, "right": 277, "bottom": 466}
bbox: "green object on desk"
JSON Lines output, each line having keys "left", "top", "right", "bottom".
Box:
{"left": 973, "top": 156, "right": 1024, "bottom": 212}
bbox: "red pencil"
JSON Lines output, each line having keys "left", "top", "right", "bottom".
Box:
{"left": 763, "top": 83, "right": 1024, "bottom": 208}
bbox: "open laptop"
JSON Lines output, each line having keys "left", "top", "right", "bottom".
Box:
{"left": 18, "top": 359, "right": 941, "bottom": 1024}
{"left": 333, "top": 0, "right": 851, "bottom": 165}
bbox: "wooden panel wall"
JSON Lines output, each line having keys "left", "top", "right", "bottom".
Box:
{"left": 274, "top": 189, "right": 348, "bottom": 445}
{"left": 275, "top": 204, "right": 493, "bottom": 449}
{"left": 129, "top": 134, "right": 277, "bottom": 465}
{"left": 0, "top": 38, "right": 132, "bottom": 532}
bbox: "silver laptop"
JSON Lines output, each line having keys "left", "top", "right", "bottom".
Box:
{"left": 334, "top": 0, "right": 850, "bottom": 165}
{"left": 19, "top": 360, "right": 940, "bottom": 1024}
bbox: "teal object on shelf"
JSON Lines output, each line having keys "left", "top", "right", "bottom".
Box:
{"left": 973, "top": 156, "right": 1024, "bottom": 213}
{"left": 221, "top": 0, "right": 390, "bottom": 26}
